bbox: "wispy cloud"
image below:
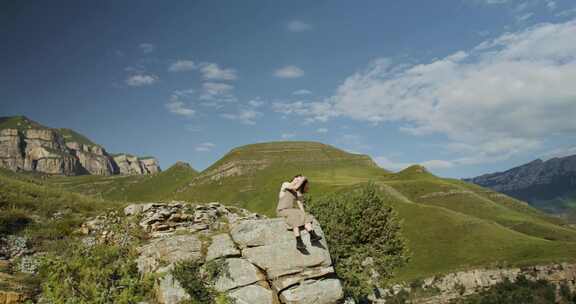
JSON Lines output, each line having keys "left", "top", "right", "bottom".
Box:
{"left": 169, "top": 60, "right": 196, "bottom": 72}
{"left": 277, "top": 20, "right": 576, "bottom": 166}
{"left": 199, "top": 82, "right": 237, "bottom": 106}
{"left": 316, "top": 128, "right": 328, "bottom": 134}
{"left": 200, "top": 63, "right": 237, "bottom": 81}
{"left": 166, "top": 90, "right": 195, "bottom": 117}
{"left": 125, "top": 73, "right": 158, "bottom": 87}
{"left": 281, "top": 133, "right": 296, "bottom": 139}
{"left": 195, "top": 142, "right": 215, "bottom": 152}
{"left": 286, "top": 20, "right": 312, "bottom": 32}
{"left": 375, "top": 156, "right": 454, "bottom": 172}
{"left": 221, "top": 109, "right": 261, "bottom": 125}
{"left": 166, "top": 101, "right": 195, "bottom": 117}
{"left": 274, "top": 65, "right": 304, "bottom": 78}
{"left": 541, "top": 146, "right": 576, "bottom": 160}
{"left": 292, "top": 89, "right": 312, "bottom": 95}
{"left": 139, "top": 43, "right": 155, "bottom": 54}
{"left": 248, "top": 98, "right": 265, "bottom": 107}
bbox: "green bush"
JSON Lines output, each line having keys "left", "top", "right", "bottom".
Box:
{"left": 308, "top": 183, "right": 410, "bottom": 302}
{"left": 0, "top": 208, "right": 31, "bottom": 234}
{"left": 39, "top": 243, "right": 152, "bottom": 303}
{"left": 451, "top": 276, "right": 562, "bottom": 304}
{"left": 172, "top": 259, "right": 235, "bottom": 304}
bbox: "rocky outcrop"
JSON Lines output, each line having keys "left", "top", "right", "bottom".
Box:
{"left": 381, "top": 263, "right": 576, "bottom": 303}
{"left": 112, "top": 154, "right": 160, "bottom": 175}
{"left": 65, "top": 141, "right": 115, "bottom": 175}
{"left": 0, "top": 117, "right": 161, "bottom": 176}
{"left": 125, "top": 202, "right": 344, "bottom": 304}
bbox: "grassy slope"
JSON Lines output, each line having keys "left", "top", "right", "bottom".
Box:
{"left": 46, "top": 162, "right": 198, "bottom": 202}
{"left": 27, "top": 141, "right": 576, "bottom": 282}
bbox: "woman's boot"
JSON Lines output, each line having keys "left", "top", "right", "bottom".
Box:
{"left": 309, "top": 230, "right": 322, "bottom": 242}
{"left": 296, "top": 236, "right": 306, "bottom": 250}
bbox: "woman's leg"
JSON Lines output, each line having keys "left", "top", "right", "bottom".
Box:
{"left": 304, "top": 222, "right": 313, "bottom": 231}
{"left": 293, "top": 226, "right": 301, "bottom": 237}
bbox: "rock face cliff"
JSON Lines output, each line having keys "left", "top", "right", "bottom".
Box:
{"left": 464, "top": 155, "right": 576, "bottom": 213}
{"left": 124, "top": 202, "right": 344, "bottom": 304}
{"left": 0, "top": 116, "right": 160, "bottom": 176}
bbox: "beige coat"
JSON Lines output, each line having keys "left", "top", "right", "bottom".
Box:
{"left": 276, "top": 178, "right": 313, "bottom": 228}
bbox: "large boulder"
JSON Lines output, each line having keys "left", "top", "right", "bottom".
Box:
{"left": 137, "top": 234, "right": 203, "bottom": 274}
{"left": 130, "top": 202, "right": 343, "bottom": 304}
{"left": 231, "top": 218, "right": 332, "bottom": 278}
{"left": 279, "top": 278, "right": 344, "bottom": 304}
{"left": 206, "top": 233, "right": 240, "bottom": 261}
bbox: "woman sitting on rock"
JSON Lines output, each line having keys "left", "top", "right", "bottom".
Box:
{"left": 276, "top": 175, "right": 322, "bottom": 251}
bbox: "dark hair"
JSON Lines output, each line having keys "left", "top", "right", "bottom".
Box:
{"left": 296, "top": 179, "right": 309, "bottom": 193}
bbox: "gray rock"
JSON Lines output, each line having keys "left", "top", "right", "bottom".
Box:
{"left": 230, "top": 218, "right": 294, "bottom": 248}
{"left": 228, "top": 284, "right": 274, "bottom": 304}
{"left": 206, "top": 233, "right": 240, "bottom": 261}
{"left": 155, "top": 271, "right": 191, "bottom": 304}
{"left": 137, "top": 234, "right": 202, "bottom": 274}
{"left": 241, "top": 231, "right": 332, "bottom": 278}
{"left": 279, "top": 278, "right": 344, "bottom": 304}
{"left": 211, "top": 258, "right": 266, "bottom": 292}
{"left": 271, "top": 266, "right": 335, "bottom": 291}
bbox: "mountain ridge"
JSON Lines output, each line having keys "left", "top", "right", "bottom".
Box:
{"left": 0, "top": 115, "right": 160, "bottom": 176}
{"left": 464, "top": 154, "right": 576, "bottom": 215}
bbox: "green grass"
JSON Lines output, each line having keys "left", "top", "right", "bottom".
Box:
{"left": 12, "top": 140, "right": 576, "bottom": 284}
{"left": 56, "top": 128, "right": 99, "bottom": 146}
{"left": 0, "top": 115, "right": 48, "bottom": 131}
{"left": 0, "top": 169, "right": 119, "bottom": 247}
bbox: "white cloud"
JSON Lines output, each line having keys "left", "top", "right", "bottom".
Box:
{"left": 195, "top": 142, "right": 215, "bottom": 152}
{"left": 274, "top": 65, "right": 304, "bottom": 78}
{"left": 169, "top": 60, "right": 196, "bottom": 72}
{"left": 166, "top": 90, "right": 195, "bottom": 117}
{"left": 375, "top": 156, "right": 454, "bottom": 172}
{"left": 125, "top": 73, "right": 158, "bottom": 87}
{"left": 316, "top": 128, "right": 328, "bottom": 133}
{"left": 166, "top": 101, "right": 195, "bottom": 117}
{"left": 199, "top": 82, "right": 237, "bottom": 106}
{"left": 293, "top": 89, "right": 312, "bottom": 95}
{"left": 281, "top": 133, "right": 296, "bottom": 139}
{"left": 556, "top": 7, "right": 576, "bottom": 17}
{"left": 248, "top": 98, "right": 265, "bottom": 107}
{"left": 139, "top": 43, "right": 155, "bottom": 54}
{"left": 541, "top": 146, "right": 576, "bottom": 159}
{"left": 278, "top": 20, "right": 576, "bottom": 166}
{"left": 286, "top": 20, "right": 312, "bottom": 32}
{"left": 221, "top": 109, "right": 262, "bottom": 125}
{"left": 200, "top": 63, "right": 237, "bottom": 81}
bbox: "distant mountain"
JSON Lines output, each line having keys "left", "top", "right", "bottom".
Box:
{"left": 464, "top": 155, "right": 576, "bottom": 214}
{"left": 0, "top": 116, "right": 160, "bottom": 176}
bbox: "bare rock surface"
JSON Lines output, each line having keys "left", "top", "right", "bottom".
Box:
{"left": 0, "top": 117, "right": 161, "bottom": 176}
{"left": 125, "top": 201, "right": 343, "bottom": 304}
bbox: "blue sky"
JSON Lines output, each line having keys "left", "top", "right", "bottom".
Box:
{"left": 2, "top": 0, "right": 576, "bottom": 178}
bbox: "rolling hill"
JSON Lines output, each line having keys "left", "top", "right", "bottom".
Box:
{"left": 21, "top": 141, "right": 576, "bottom": 282}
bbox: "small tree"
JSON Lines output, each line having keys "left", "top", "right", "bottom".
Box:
{"left": 308, "top": 183, "right": 410, "bottom": 302}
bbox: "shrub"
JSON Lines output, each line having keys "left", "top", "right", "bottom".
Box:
{"left": 308, "top": 183, "right": 410, "bottom": 302}
{"left": 172, "top": 259, "right": 234, "bottom": 304}
{"left": 451, "top": 276, "right": 558, "bottom": 304}
{"left": 39, "top": 242, "right": 152, "bottom": 303}
{"left": 0, "top": 208, "right": 31, "bottom": 234}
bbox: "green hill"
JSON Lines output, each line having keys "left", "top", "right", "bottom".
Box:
{"left": 172, "top": 141, "right": 576, "bottom": 281}
{"left": 45, "top": 161, "right": 198, "bottom": 202}
{"left": 30, "top": 141, "right": 576, "bottom": 282}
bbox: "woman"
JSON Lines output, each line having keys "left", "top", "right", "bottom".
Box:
{"left": 276, "top": 175, "right": 322, "bottom": 250}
